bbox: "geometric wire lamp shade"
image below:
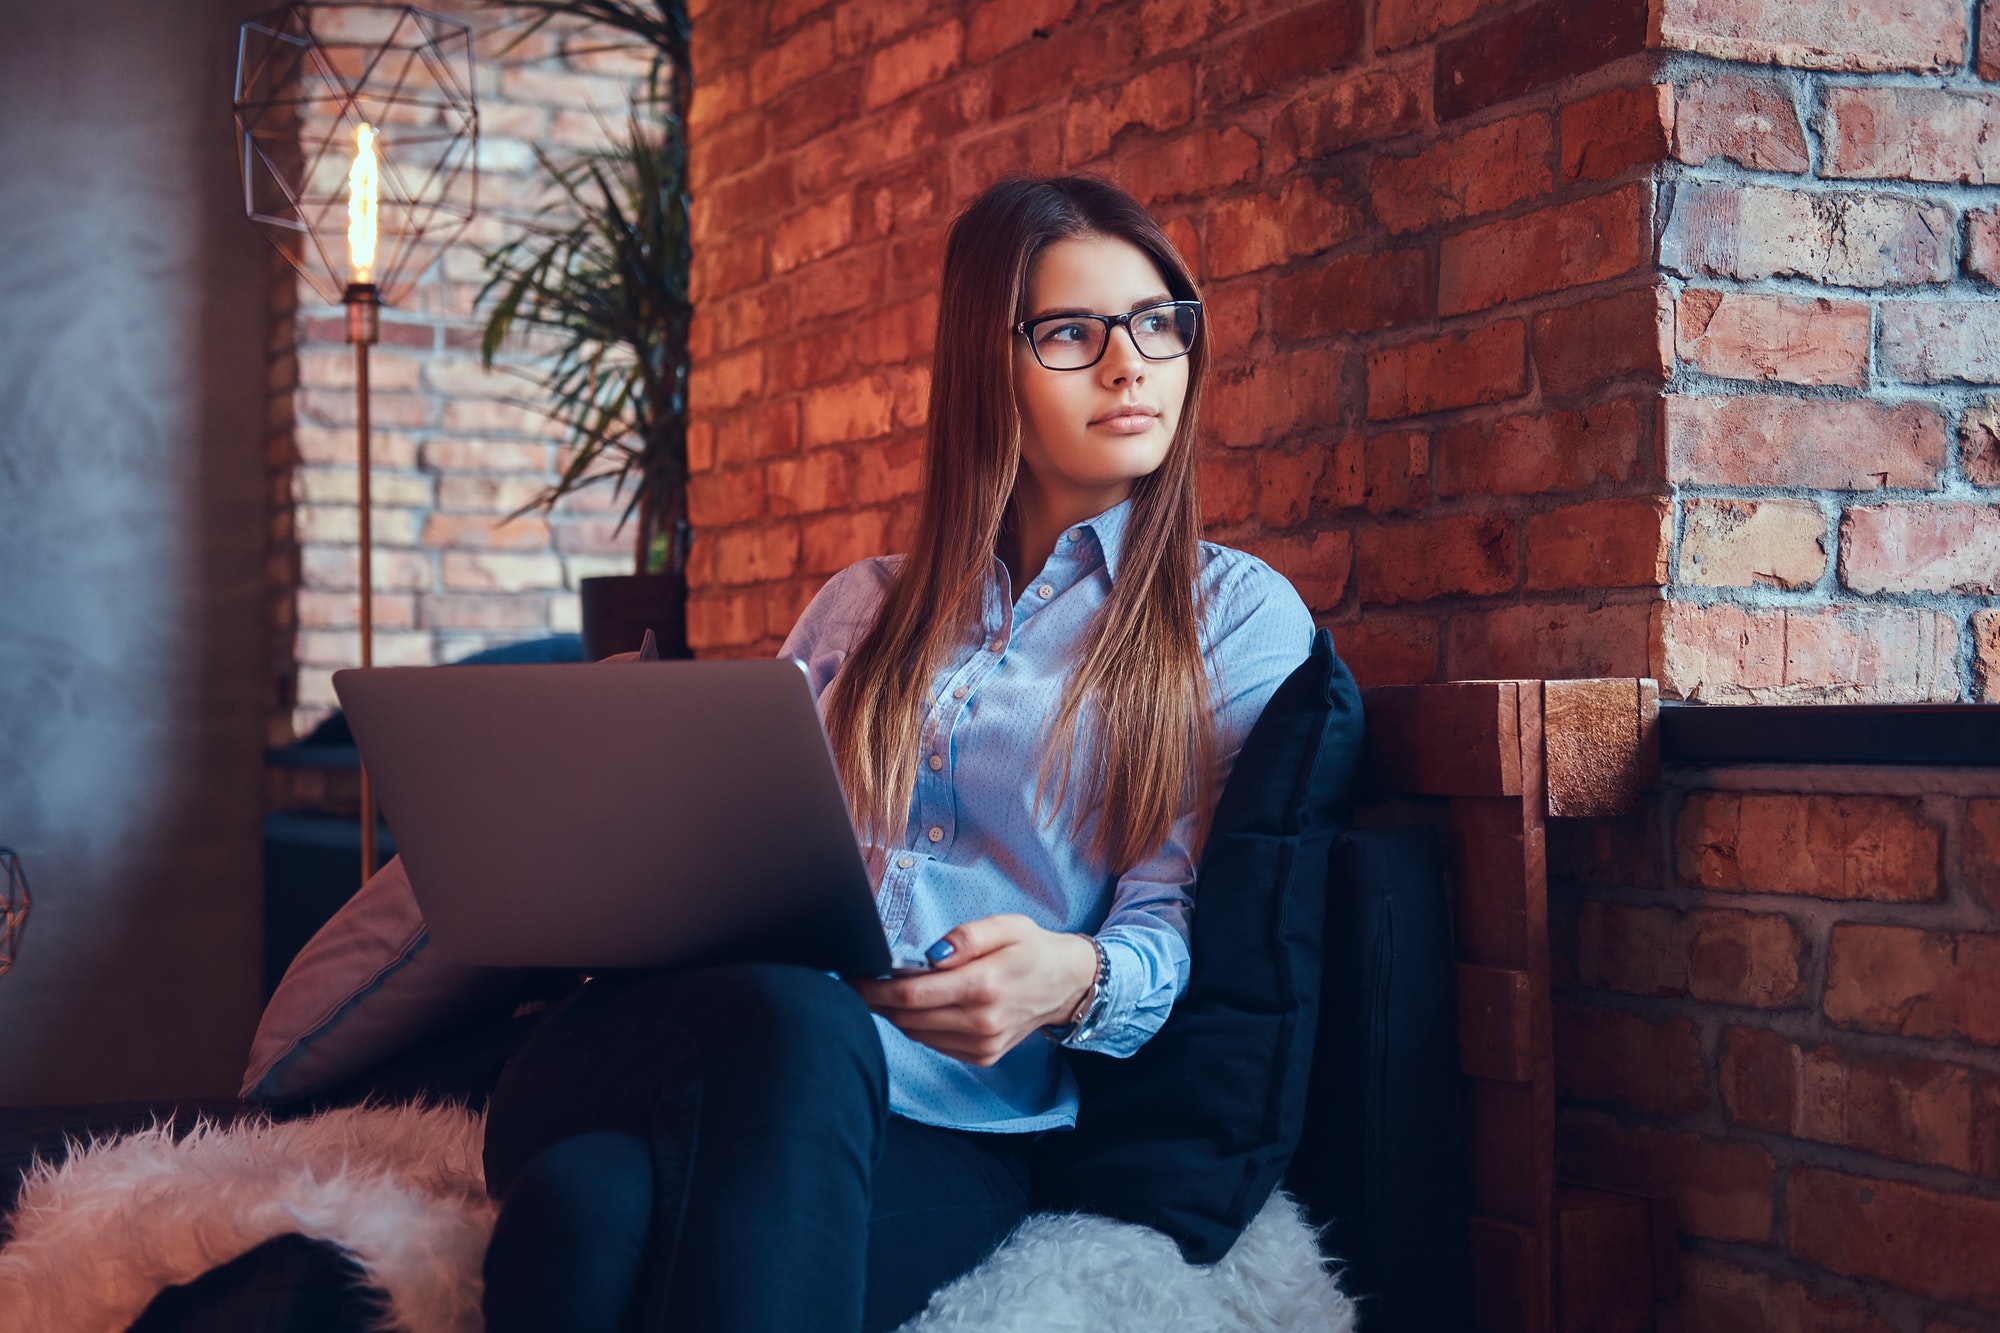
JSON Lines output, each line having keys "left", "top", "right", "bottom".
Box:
{"left": 234, "top": 2, "right": 477, "bottom": 306}
{"left": 0, "top": 847, "right": 28, "bottom": 980}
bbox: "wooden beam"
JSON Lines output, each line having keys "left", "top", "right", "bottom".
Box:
{"left": 1541, "top": 678, "right": 1660, "bottom": 818}
{"left": 1362, "top": 682, "right": 1522, "bottom": 797}
{"left": 1458, "top": 964, "right": 1534, "bottom": 1083}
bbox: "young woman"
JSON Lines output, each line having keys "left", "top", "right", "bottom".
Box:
{"left": 477, "top": 176, "right": 1314, "bottom": 1333}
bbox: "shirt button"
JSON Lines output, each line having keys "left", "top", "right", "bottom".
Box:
{"left": 1067, "top": 529, "right": 1082, "bottom": 542}
{"left": 1036, "top": 584, "right": 1053, "bottom": 599}
{"left": 988, "top": 638, "right": 1004, "bottom": 653}
{"left": 927, "top": 826, "right": 943, "bottom": 843}
{"left": 953, "top": 686, "right": 967, "bottom": 699}
{"left": 928, "top": 754, "right": 943, "bottom": 771}
{"left": 897, "top": 854, "right": 914, "bottom": 870}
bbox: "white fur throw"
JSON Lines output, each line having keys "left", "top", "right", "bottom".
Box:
{"left": 0, "top": 1105, "right": 1355, "bottom": 1333}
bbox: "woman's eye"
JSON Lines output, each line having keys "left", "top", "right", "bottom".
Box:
{"left": 1038, "top": 321, "right": 1089, "bottom": 344}
{"left": 1136, "top": 312, "right": 1171, "bottom": 334}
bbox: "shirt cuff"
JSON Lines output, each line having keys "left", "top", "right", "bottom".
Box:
{"left": 1058, "top": 933, "right": 1162, "bottom": 1057}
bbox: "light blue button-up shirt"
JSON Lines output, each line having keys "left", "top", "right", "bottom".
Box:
{"left": 779, "top": 498, "right": 1314, "bottom": 1133}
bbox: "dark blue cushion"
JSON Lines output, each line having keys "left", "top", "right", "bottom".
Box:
{"left": 1035, "top": 627, "right": 1364, "bottom": 1264}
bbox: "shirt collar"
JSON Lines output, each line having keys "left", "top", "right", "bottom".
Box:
{"left": 1077, "top": 496, "right": 1134, "bottom": 584}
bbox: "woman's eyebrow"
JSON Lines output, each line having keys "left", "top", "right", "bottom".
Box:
{"left": 1024, "top": 293, "right": 1175, "bottom": 321}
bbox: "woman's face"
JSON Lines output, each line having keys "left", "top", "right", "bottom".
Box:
{"left": 1012, "top": 233, "right": 1189, "bottom": 512}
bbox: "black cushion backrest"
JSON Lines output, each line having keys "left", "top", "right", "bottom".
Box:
{"left": 1034, "top": 627, "right": 1364, "bottom": 1264}
{"left": 1286, "top": 825, "right": 1476, "bottom": 1329}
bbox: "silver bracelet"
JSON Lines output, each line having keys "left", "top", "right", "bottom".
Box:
{"left": 1047, "top": 935, "right": 1111, "bottom": 1043}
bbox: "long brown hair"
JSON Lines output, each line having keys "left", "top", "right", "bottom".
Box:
{"left": 824, "top": 176, "right": 1217, "bottom": 875}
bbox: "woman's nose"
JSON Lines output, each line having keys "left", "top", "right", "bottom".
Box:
{"left": 1099, "top": 326, "right": 1146, "bottom": 384}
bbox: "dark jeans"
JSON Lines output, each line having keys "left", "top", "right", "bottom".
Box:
{"left": 480, "top": 963, "right": 1037, "bottom": 1333}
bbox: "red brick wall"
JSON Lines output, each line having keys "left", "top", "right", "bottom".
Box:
{"left": 685, "top": 0, "right": 2000, "bottom": 704}
{"left": 265, "top": 5, "right": 651, "bottom": 747}
{"left": 1654, "top": 0, "right": 2000, "bottom": 703}
{"left": 1552, "top": 769, "right": 2000, "bottom": 1329}
{"left": 682, "top": 0, "right": 1669, "bottom": 675}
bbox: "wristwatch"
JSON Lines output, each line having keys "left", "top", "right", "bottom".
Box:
{"left": 1045, "top": 935, "right": 1112, "bottom": 1046}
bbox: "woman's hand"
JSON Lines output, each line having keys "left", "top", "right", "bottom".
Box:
{"left": 848, "top": 915, "right": 1099, "bottom": 1067}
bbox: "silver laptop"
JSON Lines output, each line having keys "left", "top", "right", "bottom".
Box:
{"left": 331, "top": 659, "right": 894, "bottom": 977}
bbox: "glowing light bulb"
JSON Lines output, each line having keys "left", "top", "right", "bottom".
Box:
{"left": 347, "top": 122, "right": 380, "bottom": 284}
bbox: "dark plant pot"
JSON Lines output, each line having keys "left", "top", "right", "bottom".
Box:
{"left": 580, "top": 572, "right": 690, "bottom": 661}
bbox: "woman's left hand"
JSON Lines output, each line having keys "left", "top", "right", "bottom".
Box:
{"left": 848, "top": 915, "right": 1098, "bottom": 1067}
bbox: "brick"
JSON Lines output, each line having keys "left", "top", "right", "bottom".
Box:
{"left": 1986, "top": 0, "right": 2000, "bottom": 80}
{"left": 1117, "top": 127, "right": 1261, "bottom": 205}
{"left": 292, "top": 467, "right": 432, "bottom": 509}
{"left": 1882, "top": 300, "right": 2000, "bottom": 385}
{"left": 770, "top": 195, "right": 854, "bottom": 274}
{"left": 1579, "top": 901, "right": 1806, "bottom": 1008}
{"left": 988, "top": 20, "right": 1137, "bottom": 121}
{"left": 851, "top": 435, "right": 921, "bottom": 505}
{"left": 1657, "top": 0, "right": 1965, "bottom": 71}
{"left": 1679, "top": 498, "right": 1828, "bottom": 589}
{"left": 1061, "top": 62, "right": 1195, "bottom": 164}
{"left": 1356, "top": 514, "right": 1515, "bottom": 602}
{"left": 1200, "top": 1, "right": 1364, "bottom": 111}
{"left": 686, "top": 468, "right": 767, "bottom": 527}
{"left": 550, "top": 517, "right": 631, "bottom": 558}
{"left": 855, "top": 161, "right": 948, "bottom": 244}
{"left": 1436, "top": 398, "right": 1644, "bottom": 496}
{"left": 1971, "top": 209, "right": 2000, "bottom": 284}
{"left": 688, "top": 107, "right": 768, "bottom": 186}
{"left": 1375, "top": 0, "right": 1508, "bottom": 50}
{"left": 1548, "top": 803, "right": 1662, "bottom": 888}
{"left": 750, "top": 18, "right": 833, "bottom": 103}
{"left": 692, "top": 232, "right": 765, "bottom": 301}
{"left": 1205, "top": 178, "right": 1365, "bottom": 279}
{"left": 1242, "top": 531, "right": 1353, "bottom": 611}
{"left": 1664, "top": 396, "right": 1947, "bottom": 490}
{"left": 1970, "top": 798, "right": 2000, "bottom": 915}
{"left": 1366, "top": 321, "right": 1528, "bottom": 419}
{"left": 687, "top": 588, "right": 761, "bottom": 650}
{"left": 1525, "top": 496, "right": 1670, "bottom": 590}
{"left": 966, "top": 0, "right": 1076, "bottom": 62}
{"left": 698, "top": 160, "right": 795, "bottom": 236}
{"left": 435, "top": 476, "right": 549, "bottom": 516}
{"left": 1562, "top": 84, "right": 1671, "bottom": 183}
{"left": 1371, "top": 112, "right": 1552, "bottom": 235}
{"left": 1134, "top": 0, "right": 1253, "bottom": 57}
{"left": 800, "top": 508, "right": 892, "bottom": 574}
{"left": 1446, "top": 600, "right": 1656, "bottom": 679}
{"left": 1205, "top": 351, "right": 1343, "bottom": 449}
{"left": 1826, "top": 924, "right": 2000, "bottom": 1047}
{"left": 1330, "top": 614, "right": 1438, "bottom": 685}
{"left": 713, "top": 402, "right": 800, "bottom": 469}
{"left": 1660, "top": 1254, "right": 1897, "bottom": 1333}
{"left": 297, "top": 590, "right": 416, "bottom": 631}
{"left": 1678, "top": 791, "right": 1943, "bottom": 901}
{"left": 1659, "top": 603, "right": 1964, "bottom": 703}
{"left": 1672, "top": 74, "right": 1810, "bottom": 172}
{"left": 1534, "top": 285, "right": 1670, "bottom": 401}
{"left": 1722, "top": 1026, "right": 2000, "bottom": 1176}
{"left": 1255, "top": 438, "right": 1361, "bottom": 526}
{"left": 1555, "top": 1109, "right": 1777, "bottom": 1244}
{"left": 689, "top": 64, "right": 748, "bottom": 131}
{"left": 800, "top": 377, "right": 894, "bottom": 448}
{"left": 1824, "top": 86, "right": 2000, "bottom": 184}
{"left": 1659, "top": 183, "right": 1955, "bottom": 289}
{"left": 1438, "top": 185, "right": 1651, "bottom": 317}
{"left": 1962, "top": 398, "right": 2000, "bottom": 487}
{"left": 419, "top": 439, "right": 550, "bottom": 474}
{"left": 862, "top": 20, "right": 962, "bottom": 110}
{"left": 711, "top": 523, "right": 801, "bottom": 585}
{"left": 689, "top": 348, "right": 764, "bottom": 414}
{"left": 297, "top": 504, "right": 422, "bottom": 547}
{"left": 1362, "top": 430, "right": 1430, "bottom": 515}
{"left": 1980, "top": 610, "right": 2000, "bottom": 703}
{"left": 1203, "top": 452, "right": 1258, "bottom": 526}
{"left": 419, "top": 512, "right": 552, "bottom": 551}
{"left": 301, "top": 546, "right": 433, "bottom": 593}
{"left": 831, "top": 0, "right": 931, "bottom": 57}
{"left": 439, "top": 551, "right": 566, "bottom": 593}
{"left": 1789, "top": 1167, "right": 2000, "bottom": 1310}
{"left": 1676, "top": 290, "right": 1869, "bottom": 388}
{"left": 949, "top": 111, "right": 1066, "bottom": 201}
{"left": 1266, "top": 249, "right": 1432, "bottom": 341}
{"left": 296, "top": 629, "right": 433, "bottom": 668}
{"left": 420, "top": 592, "right": 548, "bottom": 632}
{"left": 1842, "top": 503, "right": 2000, "bottom": 595}
{"left": 1435, "top": 0, "right": 1649, "bottom": 122}
{"left": 1202, "top": 279, "right": 1258, "bottom": 352}
{"left": 765, "top": 451, "right": 853, "bottom": 516}
{"left": 1554, "top": 1004, "right": 1707, "bottom": 1116}
{"left": 1268, "top": 57, "right": 1431, "bottom": 167}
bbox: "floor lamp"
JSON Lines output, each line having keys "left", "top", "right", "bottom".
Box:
{"left": 234, "top": 2, "right": 478, "bottom": 882}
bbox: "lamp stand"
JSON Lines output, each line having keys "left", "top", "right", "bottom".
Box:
{"left": 345, "top": 282, "right": 380, "bottom": 884}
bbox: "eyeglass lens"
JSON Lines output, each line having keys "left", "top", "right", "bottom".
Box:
{"left": 1027, "top": 302, "right": 1199, "bottom": 370}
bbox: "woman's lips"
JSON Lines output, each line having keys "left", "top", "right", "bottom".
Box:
{"left": 1091, "top": 407, "right": 1158, "bottom": 434}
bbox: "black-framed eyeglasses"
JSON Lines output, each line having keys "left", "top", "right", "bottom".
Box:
{"left": 1013, "top": 300, "right": 1202, "bottom": 371}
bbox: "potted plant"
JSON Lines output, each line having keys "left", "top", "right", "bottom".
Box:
{"left": 480, "top": 0, "right": 692, "bottom": 659}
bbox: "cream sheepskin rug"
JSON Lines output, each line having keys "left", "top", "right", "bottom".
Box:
{"left": 0, "top": 1104, "right": 1354, "bottom": 1333}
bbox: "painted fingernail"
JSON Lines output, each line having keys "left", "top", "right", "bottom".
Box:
{"left": 925, "top": 939, "right": 956, "bottom": 963}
